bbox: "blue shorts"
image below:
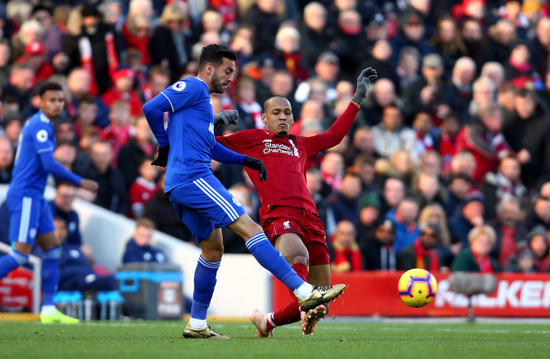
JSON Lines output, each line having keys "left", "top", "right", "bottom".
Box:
{"left": 168, "top": 175, "right": 245, "bottom": 242}
{"left": 6, "top": 195, "right": 55, "bottom": 245}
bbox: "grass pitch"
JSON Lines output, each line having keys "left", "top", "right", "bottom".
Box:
{"left": 1, "top": 319, "right": 550, "bottom": 359}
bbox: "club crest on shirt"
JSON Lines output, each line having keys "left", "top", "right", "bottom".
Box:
{"left": 172, "top": 81, "right": 186, "bottom": 91}
{"left": 283, "top": 221, "right": 290, "bottom": 229}
{"left": 36, "top": 130, "right": 48, "bottom": 142}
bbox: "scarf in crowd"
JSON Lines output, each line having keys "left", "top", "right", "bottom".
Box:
{"left": 473, "top": 251, "right": 493, "bottom": 273}
{"left": 414, "top": 239, "right": 440, "bottom": 272}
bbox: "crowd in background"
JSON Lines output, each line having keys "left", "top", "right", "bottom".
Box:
{"left": 0, "top": 0, "right": 550, "bottom": 276}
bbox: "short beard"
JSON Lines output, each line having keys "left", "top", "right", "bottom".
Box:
{"left": 277, "top": 129, "right": 289, "bottom": 136}
{"left": 210, "top": 73, "right": 225, "bottom": 94}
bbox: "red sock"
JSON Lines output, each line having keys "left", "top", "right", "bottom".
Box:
{"left": 268, "top": 263, "right": 308, "bottom": 329}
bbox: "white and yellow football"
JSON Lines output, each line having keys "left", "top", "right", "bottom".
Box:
{"left": 398, "top": 268, "right": 438, "bottom": 308}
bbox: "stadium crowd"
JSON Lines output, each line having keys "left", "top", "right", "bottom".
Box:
{"left": 0, "top": 0, "right": 550, "bottom": 276}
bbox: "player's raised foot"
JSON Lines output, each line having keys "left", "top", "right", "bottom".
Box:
{"left": 298, "top": 284, "right": 346, "bottom": 312}
{"left": 40, "top": 309, "right": 79, "bottom": 324}
{"left": 301, "top": 305, "right": 327, "bottom": 335}
{"left": 249, "top": 309, "right": 273, "bottom": 338}
{"left": 182, "top": 323, "right": 230, "bottom": 339}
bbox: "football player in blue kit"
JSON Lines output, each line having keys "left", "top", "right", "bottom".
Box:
{"left": 0, "top": 82, "right": 98, "bottom": 323}
{"left": 143, "top": 44, "right": 345, "bottom": 339}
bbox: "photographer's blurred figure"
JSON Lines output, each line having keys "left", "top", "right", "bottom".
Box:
{"left": 122, "top": 218, "right": 167, "bottom": 264}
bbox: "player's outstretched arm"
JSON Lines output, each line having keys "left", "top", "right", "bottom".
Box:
{"left": 143, "top": 94, "right": 172, "bottom": 167}
{"left": 214, "top": 110, "right": 238, "bottom": 128}
{"left": 39, "top": 150, "right": 83, "bottom": 186}
{"left": 80, "top": 179, "right": 99, "bottom": 193}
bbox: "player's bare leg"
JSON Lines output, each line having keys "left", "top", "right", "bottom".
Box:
{"left": 183, "top": 228, "right": 230, "bottom": 339}
{"left": 301, "top": 264, "right": 331, "bottom": 335}
{"left": 248, "top": 233, "right": 308, "bottom": 337}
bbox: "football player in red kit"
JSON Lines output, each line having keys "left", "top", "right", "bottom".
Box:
{"left": 216, "top": 67, "right": 377, "bottom": 336}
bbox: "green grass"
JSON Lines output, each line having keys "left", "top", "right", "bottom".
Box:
{"left": 1, "top": 320, "right": 550, "bottom": 359}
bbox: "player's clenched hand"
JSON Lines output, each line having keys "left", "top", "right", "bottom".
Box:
{"left": 152, "top": 145, "right": 170, "bottom": 167}
{"left": 214, "top": 110, "right": 238, "bottom": 127}
{"left": 243, "top": 156, "right": 268, "bottom": 182}
{"left": 80, "top": 179, "right": 99, "bottom": 193}
{"left": 351, "top": 67, "right": 377, "bottom": 105}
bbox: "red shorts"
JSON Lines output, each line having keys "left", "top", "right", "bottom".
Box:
{"left": 262, "top": 207, "right": 330, "bottom": 265}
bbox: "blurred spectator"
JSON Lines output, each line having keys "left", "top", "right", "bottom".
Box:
{"left": 482, "top": 156, "right": 526, "bottom": 220}
{"left": 11, "top": 19, "right": 44, "bottom": 63}
{"left": 418, "top": 150, "right": 443, "bottom": 178}
{"left": 2, "top": 113, "right": 22, "bottom": 150}
{"left": 356, "top": 192, "right": 381, "bottom": 244}
{"left": 344, "top": 127, "right": 376, "bottom": 167}
{"left": 31, "top": 3, "right": 64, "bottom": 63}
{"left": 525, "top": 225, "right": 550, "bottom": 273}
{"left": 449, "top": 150, "right": 477, "bottom": 180}
{"left": 75, "top": 140, "right": 128, "bottom": 214}
{"left": 53, "top": 140, "right": 78, "bottom": 174}
{"left": 451, "top": 225, "right": 500, "bottom": 273}
{"left": 329, "top": 220, "right": 363, "bottom": 272}
{"left": 143, "top": 172, "right": 193, "bottom": 243}
{"left": 498, "top": 81, "right": 518, "bottom": 117}
{"left": 122, "top": 218, "right": 167, "bottom": 264}
{"left": 524, "top": 182, "right": 550, "bottom": 231}
{"left": 379, "top": 177, "right": 406, "bottom": 216}
{"left": 349, "top": 154, "right": 378, "bottom": 193}
{"left": 418, "top": 203, "right": 455, "bottom": 258}
{"left": 488, "top": 197, "right": 528, "bottom": 270}
{"left": 327, "top": 172, "right": 362, "bottom": 227}
{"left": 506, "top": 248, "right": 536, "bottom": 273}
{"left": 413, "top": 111, "right": 438, "bottom": 157}
{"left": 319, "top": 151, "right": 345, "bottom": 195}
{"left": 504, "top": 42, "right": 539, "bottom": 89}
{"left": 455, "top": 104, "right": 513, "bottom": 183}
{"left": 359, "top": 78, "right": 399, "bottom": 126}
{"left": 243, "top": 0, "right": 285, "bottom": 56}
{"left": 487, "top": 19, "right": 518, "bottom": 65}
{"left": 448, "top": 56, "right": 477, "bottom": 120}
{"left": 148, "top": 2, "right": 191, "bottom": 82}
{"left": 139, "top": 65, "right": 171, "bottom": 103}
{"left": 468, "top": 76, "right": 497, "bottom": 118}
{"left": 332, "top": 9, "right": 369, "bottom": 79}
{"left": 102, "top": 67, "right": 143, "bottom": 117}
{"left": 66, "top": 67, "right": 110, "bottom": 127}
{"left": 395, "top": 46, "right": 421, "bottom": 91}
{"left": 117, "top": 115, "right": 157, "bottom": 189}
{"left": 103, "top": 100, "right": 132, "bottom": 162}
{"left": 449, "top": 190, "right": 486, "bottom": 249}
{"left": 267, "top": 70, "right": 298, "bottom": 110}
{"left": 390, "top": 7, "right": 433, "bottom": 68}
{"left": 273, "top": 25, "right": 309, "bottom": 84}
{"left": 529, "top": 17, "right": 550, "bottom": 80}
{"left": 430, "top": 15, "right": 467, "bottom": 74}
{"left": 386, "top": 196, "right": 420, "bottom": 253}
{"left": 229, "top": 24, "right": 256, "bottom": 71}
{"left": 359, "top": 40, "right": 399, "bottom": 93}
{"left": 294, "top": 51, "right": 340, "bottom": 104}
{"left": 15, "top": 41, "right": 55, "bottom": 85}
{"left": 480, "top": 62, "right": 506, "bottom": 89}
{"left": 398, "top": 222, "right": 445, "bottom": 272}
{"left": 49, "top": 182, "right": 83, "bottom": 245}
{"left": 63, "top": 3, "right": 121, "bottom": 94}
{"left": 54, "top": 118, "right": 77, "bottom": 145}
{"left": 55, "top": 216, "right": 117, "bottom": 291}
{"left": 74, "top": 94, "right": 104, "bottom": 140}
{"left": 0, "top": 135, "right": 14, "bottom": 184}
{"left": 372, "top": 105, "right": 417, "bottom": 162}
{"left": 439, "top": 115, "right": 462, "bottom": 176}
{"left": 129, "top": 157, "right": 158, "bottom": 219}
{"left": 2, "top": 63, "right": 35, "bottom": 117}
{"left": 234, "top": 77, "right": 263, "bottom": 130}
{"left": 0, "top": 39, "right": 11, "bottom": 89}
{"left": 413, "top": 171, "right": 447, "bottom": 210}
{"left": 502, "top": 89, "right": 550, "bottom": 190}
{"left": 361, "top": 219, "right": 397, "bottom": 271}
{"left": 460, "top": 18, "right": 492, "bottom": 70}
{"left": 298, "top": 2, "right": 332, "bottom": 69}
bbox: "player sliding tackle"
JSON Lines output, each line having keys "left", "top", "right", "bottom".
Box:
{"left": 217, "top": 67, "right": 377, "bottom": 336}
{"left": 142, "top": 44, "right": 346, "bottom": 339}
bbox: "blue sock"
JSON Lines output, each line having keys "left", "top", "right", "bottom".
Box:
{"left": 191, "top": 256, "right": 220, "bottom": 320}
{"left": 0, "top": 250, "right": 29, "bottom": 279}
{"left": 42, "top": 246, "right": 61, "bottom": 307}
{"left": 245, "top": 233, "right": 305, "bottom": 291}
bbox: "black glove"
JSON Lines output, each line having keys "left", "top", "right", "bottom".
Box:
{"left": 243, "top": 156, "right": 268, "bottom": 182}
{"left": 151, "top": 145, "right": 169, "bottom": 167}
{"left": 214, "top": 110, "right": 239, "bottom": 127}
{"left": 351, "top": 67, "right": 378, "bottom": 105}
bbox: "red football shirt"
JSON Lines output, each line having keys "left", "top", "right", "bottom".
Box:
{"left": 216, "top": 103, "right": 359, "bottom": 222}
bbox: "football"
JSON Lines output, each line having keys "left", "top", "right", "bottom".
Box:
{"left": 398, "top": 268, "right": 438, "bottom": 308}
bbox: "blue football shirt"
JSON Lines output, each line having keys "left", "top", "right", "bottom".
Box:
{"left": 8, "top": 112, "right": 57, "bottom": 198}
{"left": 160, "top": 77, "right": 216, "bottom": 192}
